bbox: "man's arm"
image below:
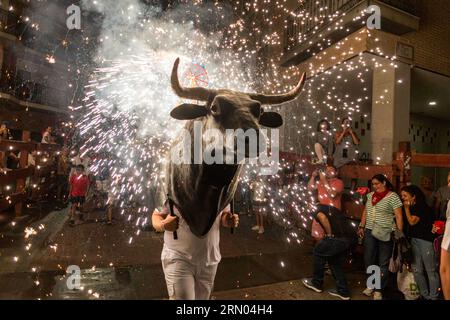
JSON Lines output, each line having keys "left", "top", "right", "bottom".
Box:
{"left": 308, "top": 170, "right": 319, "bottom": 191}
{"left": 152, "top": 210, "right": 168, "bottom": 233}
{"left": 357, "top": 207, "right": 367, "bottom": 237}
{"left": 152, "top": 208, "right": 178, "bottom": 232}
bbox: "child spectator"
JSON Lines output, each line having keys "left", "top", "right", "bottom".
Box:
{"left": 68, "top": 164, "right": 90, "bottom": 226}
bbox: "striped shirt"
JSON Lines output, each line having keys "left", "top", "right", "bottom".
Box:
{"left": 365, "top": 192, "right": 403, "bottom": 231}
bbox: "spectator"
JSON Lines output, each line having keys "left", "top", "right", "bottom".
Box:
{"left": 69, "top": 150, "right": 91, "bottom": 176}
{"left": 56, "top": 148, "right": 70, "bottom": 205}
{"left": 440, "top": 200, "right": 450, "bottom": 300}
{"left": 6, "top": 151, "right": 19, "bottom": 169}
{"left": 0, "top": 121, "right": 12, "bottom": 140}
{"left": 41, "top": 126, "right": 53, "bottom": 144}
{"left": 251, "top": 174, "right": 267, "bottom": 234}
{"left": 303, "top": 165, "right": 352, "bottom": 300}
{"left": 313, "top": 119, "right": 334, "bottom": 165}
{"left": 357, "top": 174, "right": 403, "bottom": 300}
{"left": 401, "top": 185, "right": 439, "bottom": 300}
{"left": 333, "top": 117, "right": 360, "bottom": 169}
{"left": 307, "top": 166, "right": 344, "bottom": 215}
{"left": 106, "top": 185, "right": 118, "bottom": 226}
{"left": 68, "top": 164, "right": 90, "bottom": 227}
{"left": 27, "top": 150, "right": 37, "bottom": 167}
{"left": 435, "top": 172, "right": 450, "bottom": 220}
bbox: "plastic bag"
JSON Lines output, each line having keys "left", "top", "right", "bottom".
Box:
{"left": 397, "top": 266, "right": 420, "bottom": 300}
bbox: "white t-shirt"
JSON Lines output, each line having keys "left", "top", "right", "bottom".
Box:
{"left": 442, "top": 200, "right": 450, "bottom": 252}
{"left": 157, "top": 204, "right": 230, "bottom": 266}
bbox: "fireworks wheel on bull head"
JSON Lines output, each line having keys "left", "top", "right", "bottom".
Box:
{"left": 181, "top": 61, "right": 209, "bottom": 90}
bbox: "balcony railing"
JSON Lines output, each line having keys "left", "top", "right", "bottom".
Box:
{"left": 284, "top": 0, "right": 418, "bottom": 53}
{"left": 0, "top": 76, "right": 68, "bottom": 109}
{"left": 0, "top": 8, "right": 27, "bottom": 38}
{"left": 0, "top": 8, "right": 67, "bottom": 59}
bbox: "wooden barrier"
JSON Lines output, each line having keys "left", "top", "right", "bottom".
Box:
{"left": 281, "top": 142, "right": 449, "bottom": 221}
{"left": 395, "top": 141, "right": 450, "bottom": 187}
{"left": 0, "top": 134, "right": 61, "bottom": 216}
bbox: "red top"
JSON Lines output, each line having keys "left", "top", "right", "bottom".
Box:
{"left": 317, "top": 178, "right": 344, "bottom": 210}
{"left": 70, "top": 174, "right": 89, "bottom": 197}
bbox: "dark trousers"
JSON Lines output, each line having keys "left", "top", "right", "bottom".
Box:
{"left": 364, "top": 229, "right": 393, "bottom": 292}
{"left": 312, "top": 237, "right": 350, "bottom": 295}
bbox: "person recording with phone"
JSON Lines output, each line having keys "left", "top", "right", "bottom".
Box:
{"left": 333, "top": 117, "right": 360, "bottom": 169}
{"left": 303, "top": 166, "right": 353, "bottom": 300}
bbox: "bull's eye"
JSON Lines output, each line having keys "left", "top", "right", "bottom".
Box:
{"left": 250, "top": 103, "right": 262, "bottom": 118}
{"left": 210, "top": 104, "right": 220, "bottom": 116}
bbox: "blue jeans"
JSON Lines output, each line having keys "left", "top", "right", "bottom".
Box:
{"left": 411, "top": 238, "right": 440, "bottom": 300}
{"left": 364, "top": 229, "right": 393, "bottom": 292}
{"left": 312, "top": 237, "right": 350, "bottom": 295}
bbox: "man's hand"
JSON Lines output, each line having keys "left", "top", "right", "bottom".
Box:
{"left": 162, "top": 215, "right": 179, "bottom": 232}
{"left": 222, "top": 212, "right": 239, "bottom": 228}
{"left": 319, "top": 170, "right": 326, "bottom": 180}
{"left": 312, "top": 170, "right": 319, "bottom": 178}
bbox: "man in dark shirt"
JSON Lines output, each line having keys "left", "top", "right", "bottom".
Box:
{"left": 302, "top": 204, "right": 354, "bottom": 300}
{"left": 435, "top": 172, "right": 450, "bottom": 220}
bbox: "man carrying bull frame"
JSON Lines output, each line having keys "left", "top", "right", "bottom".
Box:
{"left": 152, "top": 201, "right": 239, "bottom": 300}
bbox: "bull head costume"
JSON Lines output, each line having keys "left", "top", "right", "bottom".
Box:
{"left": 165, "top": 58, "right": 306, "bottom": 237}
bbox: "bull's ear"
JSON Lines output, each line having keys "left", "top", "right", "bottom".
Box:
{"left": 259, "top": 112, "right": 283, "bottom": 128}
{"left": 170, "top": 104, "right": 208, "bottom": 120}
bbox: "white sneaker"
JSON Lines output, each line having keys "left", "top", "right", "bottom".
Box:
{"left": 258, "top": 227, "right": 265, "bottom": 234}
{"left": 251, "top": 225, "right": 260, "bottom": 231}
{"left": 362, "top": 287, "right": 374, "bottom": 297}
{"left": 373, "top": 292, "right": 383, "bottom": 300}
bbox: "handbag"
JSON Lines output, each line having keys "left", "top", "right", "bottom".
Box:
{"left": 388, "top": 242, "right": 401, "bottom": 273}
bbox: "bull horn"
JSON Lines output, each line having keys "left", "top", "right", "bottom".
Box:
{"left": 171, "top": 58, "right": 215, "bottom": 101}
{"left": 249, "top": 72, "right": 306, "bottom": 105}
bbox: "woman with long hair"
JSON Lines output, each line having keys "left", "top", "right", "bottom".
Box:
{"left": 401, "top": 185, "right": 439, "bottom": 300}
{"left": 313, "top": 119, "right": 334, "bottom": 165}
{"left": 357, "top": 174, "right": 403, "bottom": 300}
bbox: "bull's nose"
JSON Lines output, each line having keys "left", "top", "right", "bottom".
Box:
{"left": 235, "top": 130, "right": 267, "bottom": 159}
{"left": 203, "top": 146, "right": 236, "bottom": 164}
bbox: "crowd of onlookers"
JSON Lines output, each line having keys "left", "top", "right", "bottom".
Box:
{"left": 298, "top": 165, "right": 450, "bottom": 300}
{"left": 0, "top": 121, "right": 116, "bottom": 226}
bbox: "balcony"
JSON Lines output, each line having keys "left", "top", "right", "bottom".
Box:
{"left": 0, "top": 7, "right": 27, "bottom": 39}
{"left": 0, "top": 75, "right": 68, "bottom": 109}
{"left": 282, "top": 0, "right": 420, "bottom": 66}
{"left": 0, "top": 8, "right": 67, "bottom": 60}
